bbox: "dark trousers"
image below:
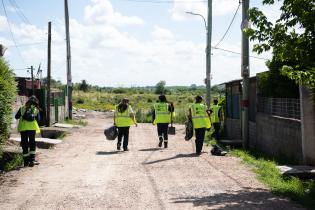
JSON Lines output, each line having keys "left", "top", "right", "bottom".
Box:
{"left": 195, "top": 128, "right": 206, "bottom": 154}
{"left": 117, "top": 127, "right": 130, "bottom": 149}
{"left": 213, "top": 123, "right": 221, "bottom": 141}
{"left": 157, "top": 123, "right": 169, "bottom": 142}
{"left": 20, "top": 130, "right": 36, "bottom": 162}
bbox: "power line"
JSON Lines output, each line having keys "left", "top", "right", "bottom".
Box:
{"left": 1, "top": 0, "right": 26, "bottom": 65}
{"left": 214, "top": 2, "right": 241, "bottom": 48}
{"left": 8, "top": 0, "right": 31, "bottom": 25}
{"left": 212, "top": 46, "right": 268, "bottom": 61}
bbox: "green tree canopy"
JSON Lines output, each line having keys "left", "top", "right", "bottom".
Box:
{"left": 155, "top": 80, "right": 166, "bottom": 95}
{"left": 247, "top": 0, "right": 315, "bottom": 88}
{"left": 79, "top": 80, "right": 89, "bottom": 92}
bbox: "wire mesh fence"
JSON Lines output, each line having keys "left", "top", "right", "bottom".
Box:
{"left": 257, "top": 97, "right": 300, "bottom": 119}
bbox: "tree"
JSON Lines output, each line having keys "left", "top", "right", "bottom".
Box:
{"left": 155, "top": 80, "right": 166, "bottom": 95}
{"left": 42, "top": 77, "right": 63, "bottom": 89}
{"left": 246, "top": 0, "right": 315, "bottom": 88}
{"left": 79, "top": 80, "right": 89, "bottom": 92}
{"left": 0, "top": 59, "right": 16, "bottom": 149}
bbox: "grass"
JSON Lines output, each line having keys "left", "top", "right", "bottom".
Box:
{"left": 64, "top": 119, "right": 88, "bottom": 127}
{"left": 231, "top": 149, "right": 315, "bottom": 209}
{"left": 72, "top": 90, "right": 224, "bottom": 124}
{"left": 0, "top": 153, "right": 23, "bottom": 172}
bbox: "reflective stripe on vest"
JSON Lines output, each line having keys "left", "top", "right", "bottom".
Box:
{"left": 154, "top": 103, "right": 171, "bottom": 123}
{"left": 115, "top": 105, "right": 134, "bottom": 127}
{"left": 191, "top": 104, "right": 211, "bottom": 129}
{"left": 211, "top": 105, "right": 221, "bottom": 123}
{"left": 17, "top": 105, "right": 40, "bottom": 133}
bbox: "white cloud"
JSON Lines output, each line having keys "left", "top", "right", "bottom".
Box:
{"left": 84, "top": 0, "right": 144, "bottom": 26}
{"left": 0, "top": 16, "right": 8, "bottom": 32}
{"left": 170, "top": 0, "right": 240, "bottom": 21}
{"left": 152, "top": 26, "right": 174, "bottom": 40}
{"left": 3, "top": 0, "right": 271, "bottom": 86}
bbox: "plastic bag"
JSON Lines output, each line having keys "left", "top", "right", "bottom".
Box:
{"left": 104, "top": 126, "right": 118, "bottom": 140}
{"left": 185, "top": 120, "right": 193, "bottom": 141}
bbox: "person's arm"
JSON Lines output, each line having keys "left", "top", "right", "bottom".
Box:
{"left": 129, "top": 106, "right": 138, "bottom": 126}
{"left": 168, "top": 102, "right": 174, "bottom": 113}
{"left": 15, "top": 108, "right": 21, "bottom": 120}
{"left": 152, "top": 106, "right": 156, "bottom": 123}
{"left": 36, "top": 111, "right": 41, "bottom": 123}
{"left": 113, "top": 107, "right": 116, "bottom": 125}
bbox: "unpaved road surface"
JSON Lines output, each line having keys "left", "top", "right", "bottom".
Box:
{"left": 0, "top": 112, "right": 303, "bottom": 210}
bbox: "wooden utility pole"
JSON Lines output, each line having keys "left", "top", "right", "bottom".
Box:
{"left": 46, "top": 21, "right": 52, "bottom": 126}
{"left": 206, "top": 0, "right": 212, "bottom": 107}
{"left": 31, "top": 65, "right": 34, "bottom": 95}
{"left": 64, "top": 0, "right": 72, "bottom": 119}
{"left": 241, "top": 0, "right": 250, "bottom": 149}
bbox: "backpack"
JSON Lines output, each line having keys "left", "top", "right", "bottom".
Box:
{"left": 22, "top": 107, "right": 35, "bottom": 122}
{"left": 210, "top": 145, "right": 227, "bottom": 156}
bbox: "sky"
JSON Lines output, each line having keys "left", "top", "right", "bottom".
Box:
{"left": 0, "top": 0, "right": 282, "bottom": 87}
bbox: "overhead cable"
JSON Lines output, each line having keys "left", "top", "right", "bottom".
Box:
{"left": 214, "top": 3, "right": 241, "bottom": 48}
{"left": 8, "top": 0, "right": 31, "bottom": 25}
{"left": 212, "top": 46, "right": 269, "bottom": 61}
{"left": 1, "top": 0, "right": 26, "bottom": 64}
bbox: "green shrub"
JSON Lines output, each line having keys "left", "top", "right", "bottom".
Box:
{"left": 0, "top": 59, "right": 16, "bottom": 154}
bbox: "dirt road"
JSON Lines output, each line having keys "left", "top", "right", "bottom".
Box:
{"left": 0, "top": 112, "right": 303, "bottom": 210}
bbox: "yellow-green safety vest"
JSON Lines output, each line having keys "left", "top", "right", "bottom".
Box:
{"left": 114, "top": 105, "right": 135, "bottom": 127}
{"left": 154, "top": 103, "right": 171, "bottom": 124}
{"left": 191, "top": 103, "right": 211, "bottom": 129}
{"left": 17, "top": 105, "right": 40, "bottom": 133}
{"left": 211, "top": 104, "right": 221, "bottom": 123}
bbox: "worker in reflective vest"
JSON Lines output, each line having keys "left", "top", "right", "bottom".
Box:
{"left": 152, "top": 95, "right": 174, "bottom": 148}
{"left": 114, "top": 98, "right": 137, "bottom": 151}
{"left": 15, "top": 95, "right": 41, "bottom": 167}
{"left": 210, "top": 98, "right": 222, "bottom": 141}
{"left": 188, "top": 95, "right": 211, "bottom": 155}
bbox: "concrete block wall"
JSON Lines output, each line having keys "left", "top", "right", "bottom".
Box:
{"left": 249, "top": 121, "right": 257, "bottom": 147}
{"left": 300, "top": 87, "right": 315, "bottom": 165}
{"left": 255, "top": 112, "right": 302, "bottom": 163}
{"left": 50, "top": 105, "right": 65, "bottom": 124}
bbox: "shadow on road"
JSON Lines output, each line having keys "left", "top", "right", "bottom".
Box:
{"left": 138, "top": 148, "right": 162, "bottom": 152}
{"left": 171, "top": 189, "right": 300, "bottom": 210}
{"left": 143, "top": 153, "right": 197, "bottom": 165}
{"left": 96, "top": 151, "right": 121, "bottom": 155}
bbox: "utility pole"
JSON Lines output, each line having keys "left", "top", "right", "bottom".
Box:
{"left": 241, "top": 0, "right": 250, "bottom": 149}
{"left": 47, "top": 21, "right": 52, "bottom": 127}
{"left": 64, "top": 0, "right": 72, "bottom": 119}
{"left": 206, "top": 0, "right": 212, "bottom": 107}
{"left": 31, "top": 65, "right": 34, "bottom": 95}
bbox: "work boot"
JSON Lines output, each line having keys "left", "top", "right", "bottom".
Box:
{"left": 158, "top": 137, "right": 163, "bottom": 147}
{"left": 123, "top": 148, "right": 129, "bottom": 151}
{"left": 28, "top": 161, "right": 34, "bottom": 167}
{"left": 164, "top": 142, "right": 168, "bottom": 148}
{"left": 23, "top": 158, "right": 29, "bottom": 167}
{"left": 117, "top": 142, "right": 121, "bottom": 150}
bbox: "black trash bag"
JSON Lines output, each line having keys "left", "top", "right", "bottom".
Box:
{"left": 104, "top": 126, "right": 118, "bottom": 140}
{"left": 210, "top": 145, "right": 227, "bottom": 156}
{"left": 185, "top": 120, "right": 193, "bottom": 141}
